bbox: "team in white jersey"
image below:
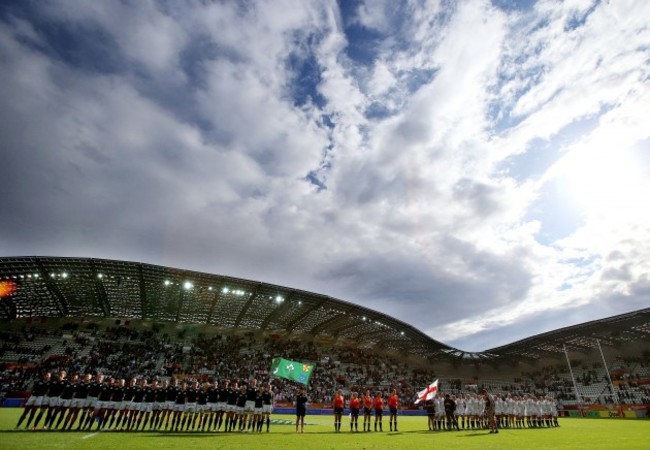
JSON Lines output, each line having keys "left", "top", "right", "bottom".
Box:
{"left": 425, "top": 392, "right": 560, "bottom": 431}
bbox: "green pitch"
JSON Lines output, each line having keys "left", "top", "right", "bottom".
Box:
{"left": 0, "top": 409, "right": 648, "bottom": 449}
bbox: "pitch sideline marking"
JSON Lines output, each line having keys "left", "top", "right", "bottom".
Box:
{"left": 82, "top": 431, "right": 100, "bottom": 439}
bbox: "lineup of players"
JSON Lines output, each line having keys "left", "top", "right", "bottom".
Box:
{"left": 15, "top": 370, "right": 560, "bottom": 434}
{"left": 303, "top": 388, "right": 559, "bottom": 434}
{"left": 424, "top": 392, "right": 560, "bottom": 431}
{"left": 311, "top": 388, "right": 399, "bottom": 433}
{"left": 15, "top": 371, "right": 274, "bottom": 432}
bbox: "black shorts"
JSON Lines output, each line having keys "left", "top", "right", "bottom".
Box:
{"left": 351, "top": 407, "right": 359, "bottom": 417}
{"left": 389, "top": 407, "right": 397, "bottom": 415}
{"left": 375, "top": 409, "right": 383, "bottom": 417}
{"left": 334, "top": 407, "right": 343, "bottom": 414}
{"left": 296, "top": 408, "right": 306, "bottom": 417}
{"left": 363, "top": 407, "right": 372, "bottom": 415}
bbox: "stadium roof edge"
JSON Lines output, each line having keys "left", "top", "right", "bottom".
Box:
{"left": 0, "top": 256, "right": 460, "bottom": 360}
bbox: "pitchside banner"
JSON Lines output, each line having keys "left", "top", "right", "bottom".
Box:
{"left": 270, "top": 357, "right": 314, "bottom": 385}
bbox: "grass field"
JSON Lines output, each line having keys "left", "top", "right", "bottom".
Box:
{"left": 1, "top": 409, "right": 648, "bottom": 449}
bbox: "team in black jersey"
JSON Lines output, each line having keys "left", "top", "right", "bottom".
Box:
{"left": 16, "top": 373, "right": 276, "bottom": 433}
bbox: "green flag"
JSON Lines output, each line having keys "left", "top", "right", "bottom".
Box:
{"left": 270, "top": 357, "right": 314, "bottom": 385}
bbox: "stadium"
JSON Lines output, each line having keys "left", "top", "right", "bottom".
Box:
{"left": 1, "top": 256, "right": 649, "bottom": 449}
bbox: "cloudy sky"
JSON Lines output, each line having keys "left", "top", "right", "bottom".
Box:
{"left": 1, "top": 0, "right": 649, "bottom": 352}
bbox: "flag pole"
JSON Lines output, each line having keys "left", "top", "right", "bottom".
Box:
{"left": 595, "top": 339, "right": 621, "bottom": 416}
{"left": 563, "top": 345, "right": 583, "bottom": 414}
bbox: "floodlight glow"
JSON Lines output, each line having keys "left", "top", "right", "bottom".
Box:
{"left": 34, "top": 274, "right": 39, "bottom": 278}
{"left": 98, "top": 273, "right": 103, "bottom": 279}
{"left": 222, "top": 287, "right": 229, "bottom": 293}
{"left": 183, "top": 281, "right": 193, "bottom": 290}
{"left": 0, "top": 280, "right": 17, "bottom": 298}
{"left": 400, "top": 331, "right": 405, "bottom": 336}
{"left": 208, "top": 286, "right": 213, "bottom": 291}
{"left": 61, "top": 272, "right": 68, "bottom": 279}
{"left": 164, "top": 280, "right": 171, "bottom": 286}
{"left": 275, "top": 296, "right": 283, "bottom": 303}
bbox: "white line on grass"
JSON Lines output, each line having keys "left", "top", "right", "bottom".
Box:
{"left": 82, "top": 431, "right": 100, "bottom": 439}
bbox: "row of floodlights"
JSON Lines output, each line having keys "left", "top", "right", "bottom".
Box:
{"left": 8, "top": 273, "right": 118, "bottom": 280}
{"left": 360, "top": 316, "right": 404, "bottom": 334}
{"left": 18, "top": 272, "right": 285, "bottom": 306}
{"left": 6, "top": 274, "right": 40, "bottom": 279}
{"left": 7, "top": 273, "right": 125, "bottom": 280}
{"left": 162, "top": 280, "right": 287, "bottom": 303}
{"left": 5, "top": 273, "right": 405, "bottom": 335}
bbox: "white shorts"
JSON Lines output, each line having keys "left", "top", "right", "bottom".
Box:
{"left": 173, "top": 403, "right": 185, "bottom": 412}
{"left": 46, "top": 397, "right": 60, "bottom": 407}
{"left": 62, "top": 399, "right": 73, "bottom": 408}
{"left": 244, "top": 400, "right": 255, "bottom": 413}
{"left": 237, "top": 406, "right": 245, "bottom": 414}
{"left": 185, "top": 402, "right": 197, "bottom": 413}
{"left": 130, "top": 402, "right": 143, "bottom": 412}
{"left": 227, "top": 404, "right": 237, "bottom": 413}
{"left": 86, "top": 398, "right": 97, "bottom": 408}
{"left": 141, "top": 402, "right": 154, "bottom": 413}
{"left": 262, "top": 404, "right": 273, "bottom": 414}
{"left": 153, "top": 402, "right": 163, "bottom": 411}
{"left": 216, "top": 402, "right": 227, "bottom": 412}
{"left": 165, "top": 400, "right": 175, "bottom": 410}
{"left": 208, "top": 402, "right": 219, "bottom": 412}
{"left": 254, "top": 407, "right": 263, "bottom": 414}
{"left": 71, "top": 398, "right": 86, "bottom": 408}
{"left": 106, "top": 401, "right": 117, "bottom": 410}
{"left": 95, "top": 400, "right": 110, "bottom": 409}
{"left": 26, "top": 396, "right": 44, "bottom": 407}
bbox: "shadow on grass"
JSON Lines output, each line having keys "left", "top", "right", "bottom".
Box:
{"left": 144, "top": 433, "right": 222, "bottom": 438}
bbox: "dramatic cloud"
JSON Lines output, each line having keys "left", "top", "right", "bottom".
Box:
{"left": 1, "top": 0, "right": 648, "bottom": 351}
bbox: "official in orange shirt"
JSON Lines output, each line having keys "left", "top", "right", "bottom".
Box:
{"left": 362, "top": 390, "right": 373, "bottom": 432}
{"left": 349, "top": 392, "right": 360, "bottom": 432}
{"left": 373, "top": 392, "right": 384, "bottom": 432}
{"left": 332, "top": 389, "right": 344, "bottom": 433}
{"left": 388, "top": 388, "right": 399, "bottom": 432}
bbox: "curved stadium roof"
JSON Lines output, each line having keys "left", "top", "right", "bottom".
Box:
{"left": 1, "top": 256, "right": 649, "bottom": 364}
{"left": 0, "top": 256, "right": 458, "bottom": 360}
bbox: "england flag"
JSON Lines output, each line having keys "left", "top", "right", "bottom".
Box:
{"left": 414, "top": 380, "right": 439, "bottom": 404}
